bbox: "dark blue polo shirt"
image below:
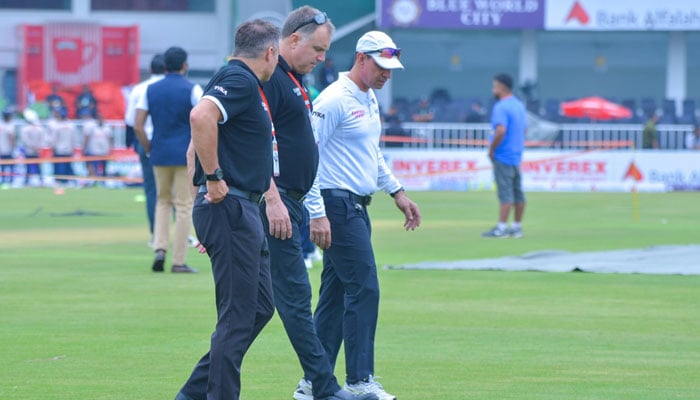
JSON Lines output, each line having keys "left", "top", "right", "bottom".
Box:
{"left": 146, "top": 73, "right": 198, "bottom": 166}
{"left": 262, "top": 56, "right": 318, "bottom": 194}
{"left": 193, "top": 59, "right": 273, "bottom": 194}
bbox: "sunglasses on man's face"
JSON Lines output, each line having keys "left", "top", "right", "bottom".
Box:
{"left": 365, "top": 48, "right": 401, "bottom": 59}
{"left": 292, "top": 12, "right": 328, "bottom": 33}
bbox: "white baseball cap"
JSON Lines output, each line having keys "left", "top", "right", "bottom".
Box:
{"left": 355, "top": 31, "right": 404, "bottom": 70}
{"left": 23, "top": 108, "right": 40, "bottom": 125}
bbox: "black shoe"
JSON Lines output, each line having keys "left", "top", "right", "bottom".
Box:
{"left": 172, "top": 264, "right": 198, "bottom": 273}
{"left": 316, "top": 389, "right": 379, "bottom": 400}
{"left": 152, "top": 249, "right": 165, "bottom": 272}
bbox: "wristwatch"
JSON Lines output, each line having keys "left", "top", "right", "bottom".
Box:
{"left": 390, "top": 187, "right": 404, "bottom": 198}
{"left": 206, "top": 168, "right": 224, "bottom": 181}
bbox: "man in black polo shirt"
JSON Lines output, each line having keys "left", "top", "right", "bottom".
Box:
{"left": 261, "top": 6, "right": 377, "bottom": 400}
{"left": 175, "top": 19, "right": 280, "bottom": 400}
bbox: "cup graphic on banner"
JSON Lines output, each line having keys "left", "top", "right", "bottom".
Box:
{"left": 52, "top": 37, "right": 97, "bottom": 74}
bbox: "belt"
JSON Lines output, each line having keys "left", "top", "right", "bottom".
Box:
{"left": 321, "top": 189, "right": 372, "bottom": 207}
{"left": 199, "top": 185, "right": 264, "bottom": 205}
{"left": 277, "top": 187, "right": 307, "bottom": 203}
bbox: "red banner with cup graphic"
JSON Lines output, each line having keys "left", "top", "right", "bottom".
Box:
{"left": 16, "top": 23, "right": 139, "bottom": 118}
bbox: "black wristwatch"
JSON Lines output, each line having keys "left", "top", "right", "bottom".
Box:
{"left": 206, "top": 168, "right": 224, "bottom": 181}
{"left": 390, "top": 187, "right": 404, "bottom": 198}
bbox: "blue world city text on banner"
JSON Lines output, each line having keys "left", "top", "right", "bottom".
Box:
{"left": 379, "top": 0, "right": 545, "bottom": 29}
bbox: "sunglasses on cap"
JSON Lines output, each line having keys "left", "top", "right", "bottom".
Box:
{"left": 365, "top": 48, "right": 401, "bottom": 59}
{"left": 292, "top": 12, "right": 328, "bottom": 33}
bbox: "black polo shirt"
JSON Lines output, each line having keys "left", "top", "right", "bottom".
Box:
{"left": 262, "top": 56, "right": 319, "bottom": 194}
{"left": 193, "top": 59, "right": 272, "bottom": 194}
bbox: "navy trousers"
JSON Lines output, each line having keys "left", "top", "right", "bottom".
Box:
{"left": 179, "top": 193, "right": 274, "bottom": 400}
{"left": 53, "top": 153, "right": 74, "bottom": 184}
{"left": 135, "top": 140, "right": 156, "bottom": 234}
{"left": 261, "top": 193, "right": 340, "bottom": 398}
{"left": 300, "top": 206, "right": 316, "bottom": 258}
{"left": 314, "top": 194, "right": 380, "bottom": 384}
{"left": 24, "top": 155, "right": 40, "bottom": 183}
{"left": 0, "top": 154, "right": 13, "bottom": 184}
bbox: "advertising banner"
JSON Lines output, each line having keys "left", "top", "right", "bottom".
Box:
{"left": 383, "top": 149, "right": 700, "bottom": 192}
{"left": 546, "top": 0, "right": 700, "bottom": 31}
{"left": 379, "top": 0, "right": 545, "bottom": 29}
{"left": 16, "top": 23, "right": 139, "bottom": 109}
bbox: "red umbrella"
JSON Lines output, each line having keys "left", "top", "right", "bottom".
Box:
{"left": 560, "top": 96, "right": 633, "bottom": 120}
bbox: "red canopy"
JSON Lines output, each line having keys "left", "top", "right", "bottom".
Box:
{"left": 560, "top": 96, "right": 633, "bottom": 120}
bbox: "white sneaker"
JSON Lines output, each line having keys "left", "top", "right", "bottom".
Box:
{"left": 188, "top": 235, "right": 199, "bottom": 247}
{"left": 304, "top": 257, "right": 313, "bottom": 269}
{"left": 509, "top": 226, "right": 523, "bottom": 238}
{"left": 293, "top": 378, "right": 313, "bottom": 400}
{"left": 344, "top": 376, "right": 396, "bottom": 400}
{"left": 481, "top": 225, "right": 509, "bottom": 238}
{"left": 309, "top": 248, "right": 322, "bottom": 261}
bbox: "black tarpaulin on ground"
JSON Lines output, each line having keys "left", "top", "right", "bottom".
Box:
{"left": 387, "top": 245, "right": 700, "bottom": 275}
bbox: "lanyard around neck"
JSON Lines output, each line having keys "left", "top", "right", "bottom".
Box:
{"left": 285, "top": 70, "right": 311, "bottom": 112}
{"left": 258, "top": 86, "right": 280, "bottom": 177}
{"left": 257, "top": 86, "right": 276, "bottom": 139}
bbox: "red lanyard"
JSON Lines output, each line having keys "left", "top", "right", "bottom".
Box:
{"left": 286, "top": 71, "right": 311, "bottom": 112}
{"left": 258, "top": 86, "right": 276, "bottom": 139}
{"left": 258, "top": 86, "right": 280, "bottom": 177}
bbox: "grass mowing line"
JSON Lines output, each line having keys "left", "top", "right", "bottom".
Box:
{"left": 0, "top": 226, "right": 145, "bottom": 248}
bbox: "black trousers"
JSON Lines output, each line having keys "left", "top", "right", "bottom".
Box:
{"left": 261, "top": 193, "right": 340, "bottom": 398}
{"left": 179, "top": 193, "right": 274, "bottom": 400}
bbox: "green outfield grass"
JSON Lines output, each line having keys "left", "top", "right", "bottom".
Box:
{"left": 0, "top": 188, "right": 698, "bottom": 399}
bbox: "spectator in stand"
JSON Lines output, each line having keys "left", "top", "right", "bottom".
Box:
{"left": 82, "top": 113, "right": 113, "bottom": 179}
{"left": 0, "top": 108, "right": 16, "bottom": 186}
{"left": 316, "top": 57, "right": 338, "bottom": 90}
{"left": 642, "top": 114, "right": 659, "bottom": 149}
{"left": 411, "top": 96, "right": 434, "bottom": 122}
{"left": 46, "top": 84, "right": 66, "bottom": 113}
{"left": 383, "top": 104, "right": 407, "bottom": 139}
{"left": 686, "top": 124, "right": 700, "bottom": 150}
{"left": 76, "top": 84, "right": 98, "bottom": 118}
{"left": 20, "top": 109, "right": 45, "bottom": 186}
{"left": 465, "top": 100, "right": 486, "bottom": 123}
{"left": 47, "top": 106, "right": 78, "bottom": 185}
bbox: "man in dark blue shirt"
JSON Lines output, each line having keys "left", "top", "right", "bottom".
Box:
{"left": 260, "top": 7, "right": 376, "bottom": 400}
{"left": 135, "top": 46, "right": 202, "bottom": 273}
{"left": 175, "top": 19, "right": 280, "bottom": 400}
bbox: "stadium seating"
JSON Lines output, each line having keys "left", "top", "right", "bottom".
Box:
{"left": 677, "top": 113, "right": 696, "bottom": 125}
{"left": 682, "top": 99, "right": 696, "bottom": 119}
{"left": 641, "top": 97, "right": 657, "bottom": 118}
{"left": 663, "top": 98, "right": 676, "bottom": 116}
{"left": 658, "top": 113, "right": 676, "bottom": 125}
{"left": 526, "top": 98, "right": 540, "bottom": 115}
{"left": 388, "top": 96, "right": 699, "bottom": 125}
{"left": 544, "top": 98, "right": 561, "bottom": 121}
